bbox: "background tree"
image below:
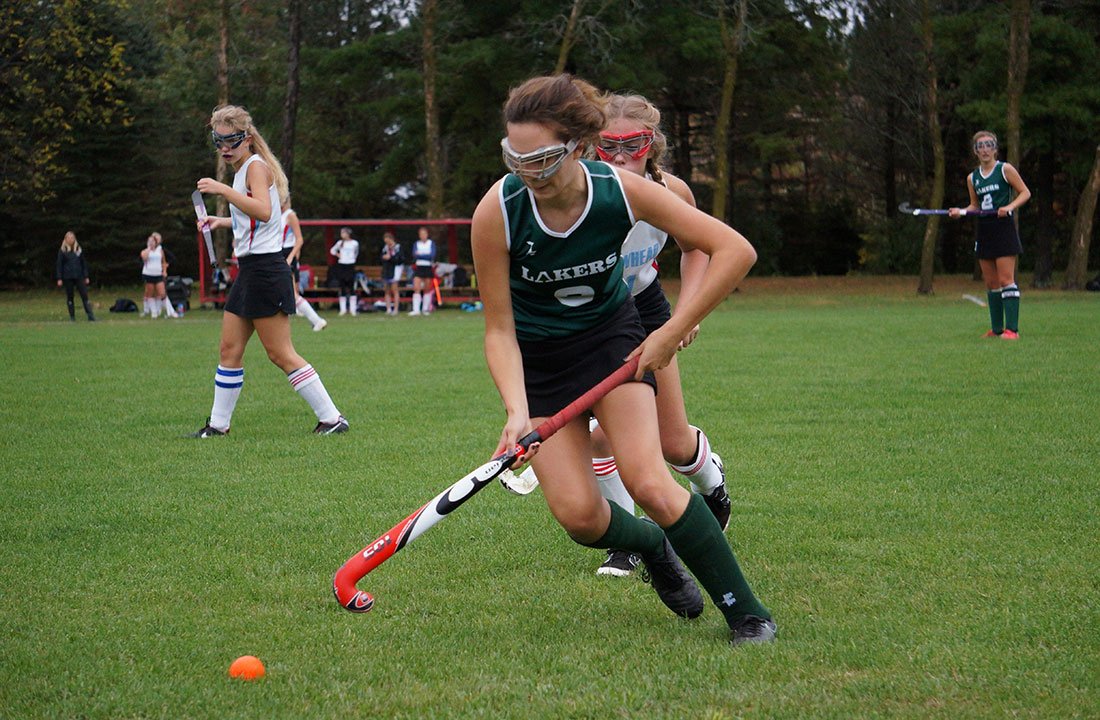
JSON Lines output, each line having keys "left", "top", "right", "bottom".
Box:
{"left": 917, "top": 0, "right": 944, "bottom": 295}
{"left": 1064, "top": 145, "right": 1100, "bottom": 289}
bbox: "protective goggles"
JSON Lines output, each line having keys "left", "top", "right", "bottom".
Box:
{"left": 974, "top": 139, "right": 997, "bottom": 150}
{"left": 211, "top": 130, "right": 248, "bottom": 150}
{"left": 501, "top": 138, "right": 579, "bottom": 180}
{"left": 595, "top": 131, "right": 654, "bottom": 161}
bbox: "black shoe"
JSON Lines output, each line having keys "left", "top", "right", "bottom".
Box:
{"left": 596, "top": 549, "right": 640, "bottom": 577}
{"left": 314, "top": 415, "right": 349, "bottom": 434}
{"left": 189, "top": 418, "right": 228, "bottom": 438}
{"left": 87, "top": 315, "right": 97, "bottom": 322}
{"left": 729, "top": 615, "right": 777, "bottom": 645}
{"left": 698, "top": 452, "right": 731, "bottom": 531}
{"left": 638, "top": 530, "right": 704, "bottom": 619}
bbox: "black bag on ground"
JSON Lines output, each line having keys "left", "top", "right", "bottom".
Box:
{"left": 109, "top": 298, "right": 139, "bottom": 313}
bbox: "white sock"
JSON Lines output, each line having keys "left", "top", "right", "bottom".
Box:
{"left": 338, "top": 296, "right": 347, "bottom": 314}
{"left": 164, "top": 298, "right": 178, "bottom": 317}
{"left": 287, "top": 364, "right": 340, "bottom": 423}
{"left": 422, "top": 291, "right": 433, "bottom": 313}
{"left": 154, "top": 298, "right": 164, "bottom": 317}
{"left": 143, "top": 298, "right": 150, "bottom": 316}
{"left": 210, "top": 365, "right": 243, "bottom": 431}
{"left": 670, "top": 426, "right": 724, "bottom": 494}
{"left": 594, "top": 457, "right": 635, "bottom": 515}
{"left": 296, "top": 297, "right": 322, "bottom": 326}
{"left": 348, "top": 294, "right": 357, "bottom": 316}
{"left": 411, "top": 293, "right": 422, "bottom": 313}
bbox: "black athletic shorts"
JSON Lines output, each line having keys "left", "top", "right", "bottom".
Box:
{"left": 633, "top": 279, "right": 673, "bottom": 336}
{"left": 224, "top": 252, "right": 296, "bottom": 319}
{"left": 975, "top": 216, "right": 1023, "bottom": 260}
{"left": 518, "top": 298, "right": 657, "bottom": 418}
{"left": 413, "top": 264, "right": 435, "bottom": 280}
{"left": 280, "top": 246, "right": 299, "bottom": 276}
{"left": 142, "top": 274, "right": 165, "bottom": 285}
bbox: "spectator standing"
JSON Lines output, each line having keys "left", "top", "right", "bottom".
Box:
{"left": 381, "top": 231, "right": 405, "bottom": 315}
{"left": 408, "top": 226, "right": 436, "bottom": 316}
{"left": 331, "top": 227, "right": 360, "bottom": 316}
{"left": 55, "top": 231, "right": 95, "bottom": 322}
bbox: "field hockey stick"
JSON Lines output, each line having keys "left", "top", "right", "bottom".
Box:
{"left": 897, "top": 201, "right": 1000, "bottom": 217}
{"left": 432, "top": 274, "right": 442, "bottom": 306}
{"left": 191, "top": 190, "right": 217, "bottom": 267}
{"left": 333, "top": 355, "right": 641, "bottom": 613}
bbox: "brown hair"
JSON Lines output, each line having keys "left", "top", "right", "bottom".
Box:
{"left": 604, "top": 93, "right": 669, "bottom": 183}
{"left": 503, "top": 74, "right": 608, "bottom": 147}
{"left": 210, "top": 105, "right": 289, "bottom": 203}
{"left": 972, "top": 130, "right": 998, "bottom": 156}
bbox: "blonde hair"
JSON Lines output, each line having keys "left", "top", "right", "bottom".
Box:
{"left": 150, "top": 232, "right": 162, "bottom": 245}
{"left": 503, "top": 74, "right": 608, "bottom": 148}
{"left": 210, "top": 105, "right": 289, "bottom": 203}
{"left": 604, "top": 93, "right": 669, "bottom": 183}
{"left": 60, "top": 231, "right": 81, "bottom": 255}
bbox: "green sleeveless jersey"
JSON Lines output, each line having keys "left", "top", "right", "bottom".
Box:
{"left": 971, "top": 162, "right": 1011, "bottom": 212}
{"left": 500, "top": 159, "right": 634, "bottom": 340}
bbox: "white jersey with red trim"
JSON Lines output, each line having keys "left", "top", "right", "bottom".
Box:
{"left": 230, "top": 154, "right": 282, "bottom": 257}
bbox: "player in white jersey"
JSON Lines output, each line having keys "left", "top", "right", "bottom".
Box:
{"left": 331, "top": 227, "right": 360, "bottom": 316}
{"left": 190, "top": 104, "right": 347, "bottom": 437}
{"left": 408, "top": 226, "right": 436, "bottom": 315}
{"left": 280, "top": 201, "right": 327, "bottom": 331}
{"left": 140, "top": 232, "right": 169, "bottom": 317}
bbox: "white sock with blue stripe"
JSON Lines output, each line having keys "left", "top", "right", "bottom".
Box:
{"left": 210, "top": 365, "right": 244, "bottom": 431}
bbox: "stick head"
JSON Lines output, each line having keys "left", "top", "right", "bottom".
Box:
{"left": 897, "top": 202, "right": 918, "bottom": 215}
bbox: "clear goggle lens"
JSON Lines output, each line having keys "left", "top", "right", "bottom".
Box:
{"left": 974, "top": 140, "right": 997, "bottom": 150}
{"left": 212, "top": 130, "right": 248, "bottom": 150}
{"left": 595, "top": 131, "right": 654, "bottom": 161}
{"left": 501, "top": 138, "right": 579, "bottom": 180}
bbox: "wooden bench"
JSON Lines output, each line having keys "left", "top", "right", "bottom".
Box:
{"left": 300, "top": 264, "right": 478, "bottom": 308}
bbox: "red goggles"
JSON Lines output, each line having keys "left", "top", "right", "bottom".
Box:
{"left": 595, "top": 131, "right": 654, "bottom": 161}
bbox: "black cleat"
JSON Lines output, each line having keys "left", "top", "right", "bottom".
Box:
{"left": 729, "top": 615, "right": 777, "bottom": 645}
{"left": 314, "top": 415, "right": 349, "bottom": 435}
{"left": 596, "top": 549, "right": 640, "bottom": 577}
{"left": 189, "top": 418, "right": 228, "bottom": 438}
{"left": 700, "top": 452, "right": 731, "bottom": 531}
{"left": 639, "top": 530, "right": 704, "bottom": 619}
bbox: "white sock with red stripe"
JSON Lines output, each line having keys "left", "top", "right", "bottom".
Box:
{"left": 295, "top": 297, "right": 322, "bottom": 326}
{"left": 594, "top": 456, "right": 635, "bottom": 515}
{"left": 210, "top": 365, "right": 243, "bottom": 431}
{"left": 287, "top": 364, "right": 340, "bottom": 423}
{"left": 670, "top": 426, "right": 723, "bottom": 494}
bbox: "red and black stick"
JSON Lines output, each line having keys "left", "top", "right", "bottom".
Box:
{"left": 333, "top": 356, "right": 640, "bottom": 612}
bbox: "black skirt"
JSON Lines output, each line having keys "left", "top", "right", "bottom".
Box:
{"left": 518, "top": 298, "right": 656, "bottom": 418}
{"left": 224, "top": 252, "right": 296, "bottom": 319}
{"left": 280, "top": 246, "right": 299, "bottom": 276}
{"left": 975, "top": 216, "right": 1023, "bottom": 260}
{"left": 633, "top": 279, "right": 673, "bottom": 336}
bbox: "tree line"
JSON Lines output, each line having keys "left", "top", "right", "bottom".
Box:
{"left": 2, "top": 0, "right": 1098, "bottom": 289}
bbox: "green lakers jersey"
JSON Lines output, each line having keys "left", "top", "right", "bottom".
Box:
{"left": 500, "top": 159, "right": 634, "bottom": 340}
{"left": 971, "top": 162, "right": 1011, "bottom": 212}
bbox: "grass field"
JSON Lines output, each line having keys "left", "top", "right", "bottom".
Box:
{"left": 1, "top": 276, "right": 1097, "bottom": 719}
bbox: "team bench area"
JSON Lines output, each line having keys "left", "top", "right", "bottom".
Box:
{"left": 300, "top": 263, "right": 478, "bottom": 309}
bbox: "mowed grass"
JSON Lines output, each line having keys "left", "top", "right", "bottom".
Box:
{"left": 1, "top": 276, "right": 1097, "bottom": 719}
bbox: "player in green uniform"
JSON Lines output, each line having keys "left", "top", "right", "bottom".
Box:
{"left": 471, "top": 74, "right": 775, "bottom": 645}
{"left": 949, "top": 130, "right": 1031, "bottom": 339}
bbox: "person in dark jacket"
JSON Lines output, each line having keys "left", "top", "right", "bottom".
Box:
{"left": 55, "top": 231, "right": 95, "bottom": 321}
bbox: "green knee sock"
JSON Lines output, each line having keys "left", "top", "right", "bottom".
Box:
{"left": 579, "top": 500, "right": 664, "bottom": 557}
{"left": 1002, "top": 284, "right": 1020, "bottom": 332}
{"left": 987, "top": 289, "right": 1004, "bottom": 334}
{"left": 665, "top": 494, "right": 771, "bottom": 624}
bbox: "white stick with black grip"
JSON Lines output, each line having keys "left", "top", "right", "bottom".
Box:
{"left": 191, "top": 190, "right": 217, "bottom": 267}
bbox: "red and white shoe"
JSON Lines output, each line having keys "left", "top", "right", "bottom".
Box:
{"left": 982, "top": 330, "right": 1001, "bottom": 338}
{"left": 1001, "top": 329, "right": 1020, "bottom": 340}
